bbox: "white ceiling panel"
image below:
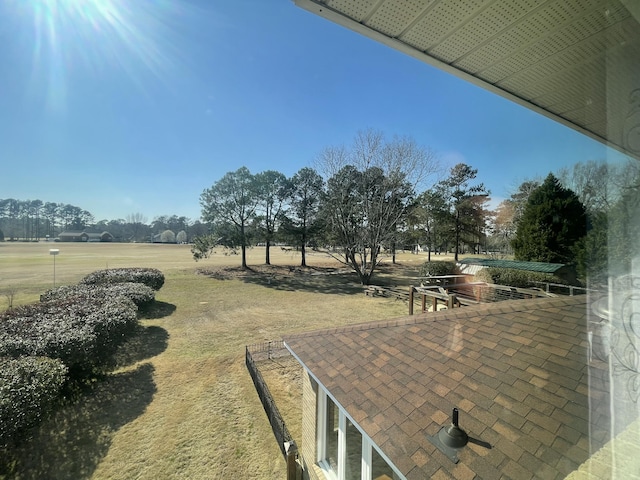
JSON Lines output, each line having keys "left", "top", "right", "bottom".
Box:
{"left": 294, "top": 0, "right": 640, "bottom": 158}
{"left": 399, "top": 0, "right": 487, "bottom": 51}
{"left": 365, "top": 0, "right": 433, "bottom": 37}
{"left": 324, "top": 0, "right": 379, "bottom": 22}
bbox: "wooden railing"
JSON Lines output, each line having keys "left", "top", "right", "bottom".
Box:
{"left": 408, "top": 281, "right": 553, "bottom": 315}
{"left": 531, "top": 281, "right": 591, "bottom": 296}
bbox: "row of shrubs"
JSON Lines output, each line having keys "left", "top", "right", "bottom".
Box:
{"left": 0, "top": 267, "right": 164, "bottom": 449}
{"left": 474, "top": 267, "right": 563, "bottom": 288}
{"left": 419, "top": 260, "right": 564, "bottom": 288}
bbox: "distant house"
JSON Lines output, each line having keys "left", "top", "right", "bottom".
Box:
{"left": 57, "top": 231, "right": 113, "bottom": 242}
{"left": 283, "top": 296, "right": 638, "bottom": 479}
{"left": 152, "top": 230, "right": 177, "bottom": 244}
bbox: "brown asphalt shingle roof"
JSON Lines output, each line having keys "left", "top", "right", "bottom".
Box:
{"left": 284, "top": 296, "right": 633, "bottom": 480}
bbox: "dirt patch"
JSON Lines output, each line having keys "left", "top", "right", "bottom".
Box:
{"left": 196, "top": 264, "right": 349, "bottom": 281}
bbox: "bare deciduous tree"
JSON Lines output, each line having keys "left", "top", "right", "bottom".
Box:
{"left": 3, "top": 287, "right": 17, "bottom": 310}
{"left": 557, "top": 160, "right": 616, "bottom": 214}
{"left": 316, "top": 129, "right": 441, "bottom": 284}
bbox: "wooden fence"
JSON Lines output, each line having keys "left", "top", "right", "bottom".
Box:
{"left": 245, "top": 342, "right": 293, "bottom": 459}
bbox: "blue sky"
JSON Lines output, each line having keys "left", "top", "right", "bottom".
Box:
{"left": 0, "top": 0, "right": 625, "bottom": 223}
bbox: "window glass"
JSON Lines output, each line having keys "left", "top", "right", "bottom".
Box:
{"left": 325, "top": 395, "right": 339, "bottom": 473}
{"left": 371, "top": 447, "right": 396, "bottom": 480}
{"left": 345, "top": 418, "right": 362, "bottom": 480}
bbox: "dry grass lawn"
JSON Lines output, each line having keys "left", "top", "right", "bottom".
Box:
{"left": 0, "top": 242, "right": 439, "bottom": 479}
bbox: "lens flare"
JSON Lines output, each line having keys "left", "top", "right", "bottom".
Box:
{"left": 8, "top": 0, "right": 185, "bottom": 111}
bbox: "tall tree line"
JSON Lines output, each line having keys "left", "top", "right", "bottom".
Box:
{"left": 0, "top": 198, "right": 204, "bottom": 243}
{"left": 194, "top": 131, "right": 498, "bottom": 285}
{"left": 195, "top": 143, "right": 638, "bottom": 287}
{"left": 0, "top": 199, "right": 93, "bottom": 241}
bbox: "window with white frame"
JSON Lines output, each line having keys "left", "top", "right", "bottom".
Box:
{"left": 317, "top": 388, "right": 403, "bottom": 480}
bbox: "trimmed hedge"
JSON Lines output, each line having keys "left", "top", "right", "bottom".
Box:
{"left": 79, "top": 268, "right": 165, "bottom": 291}
{"left": 0, "top": 356, "right": 67, "bottom": 447}
{"left": 40, "top": 282, "right": 155, "bottom": 308}
{"left": 0, "top": 267, "right": 165, "bottom": 452}
{"left": 0, "top": 297, "right": 138, "bottom": 378}
{"left": 477, "top": 267, "right": 562, "bottom": 288}
{"left": 419, "top": 261, "right": 460, "bottom": 277}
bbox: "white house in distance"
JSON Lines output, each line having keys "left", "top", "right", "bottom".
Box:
{"left": 279, "top": 1, "right": 640, "bottom": 479}
{"left": 57, "top": 230, "right": 113, "bottom": 242}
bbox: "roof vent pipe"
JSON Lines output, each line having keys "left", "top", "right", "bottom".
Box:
{"left": 439, "top": 408, "right": 469, "bottom": 449}
{"left": 427, "top": 407, "right": 491, "bottom": 463}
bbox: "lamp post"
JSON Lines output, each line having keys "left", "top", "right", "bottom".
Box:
{"left": 49, "top": 249, "right": 59, "bottom": 287}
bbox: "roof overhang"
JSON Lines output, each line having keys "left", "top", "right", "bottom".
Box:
{"left": 294, "top": 0, "right": 640, "bottom": 159}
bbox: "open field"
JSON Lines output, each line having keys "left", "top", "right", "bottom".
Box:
{"left": 0, "top": 242, "right": 442, "bottom": 479}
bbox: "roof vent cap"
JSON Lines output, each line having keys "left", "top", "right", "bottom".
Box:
{"left": 427, "top": 407, "right": 491, "bottom": 463}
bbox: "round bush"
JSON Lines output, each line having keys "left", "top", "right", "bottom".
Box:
{"left": 0, "top": 297, "right": 138, "bottom": 378}
{"left": 41, "top": 282, "right": 155, "bottom": 308}
{"left": 80, "top": 268, "right": 165, "bottom": 291}
{"left": 0, "top": 356, "right": 67, "bottom": 447}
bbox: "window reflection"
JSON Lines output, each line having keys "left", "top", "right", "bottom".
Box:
{"left": 371, "top": 447, "right": 397, "bottom": 480}
{"left": 325, "top": 395, "right": 339, "bottom": 473}
{"left": 345, "top": 418, "right": 362, "bottom": 480}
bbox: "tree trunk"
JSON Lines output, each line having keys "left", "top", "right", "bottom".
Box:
{"left": 359, "top": 263, "right": 373, "bottom": 285}
{"left": 265, "top": 240, "right": 271, "bottom": 265}
{"left": 454, "top": 213, "right": 461, "bottom": 262}
{"left": 241, "top": 245, "right": 248, "bottom": 269}
{"left": 241, "top": 224, "right": 248, "bottom": 269}
{"left": 300, "top": 234, "right": 307, "bottom": 267}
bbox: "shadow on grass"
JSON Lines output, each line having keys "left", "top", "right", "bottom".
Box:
{"left": 241, "top": 267, "right": 365, "bottom": 295}
{"left": 140, "top": 300, "right": 176, "bottom": 319}
{"left": 0, "top": 363, "right": 156, "bottom": 480}
{"left": 111, "top": 325, "right": 169, "bottom": 368}
{"left": 198, "top": 261, "right": 421, "bottom": 295}
{"left": 245, "top": 263, "right": 421, "bottom": 295}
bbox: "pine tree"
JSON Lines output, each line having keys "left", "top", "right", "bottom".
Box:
{"left": 512, "top": 173, "right": 587, "bottom": 263}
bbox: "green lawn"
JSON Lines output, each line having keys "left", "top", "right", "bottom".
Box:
{"left": 1, "top": 242, "right": 431, "bottom": 479}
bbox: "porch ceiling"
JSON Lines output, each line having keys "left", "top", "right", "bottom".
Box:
{"left": 294, "top": 0, "right": 640, "bottom": 159}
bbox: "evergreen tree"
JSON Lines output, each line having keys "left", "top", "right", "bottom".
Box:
{"left": 281, "top": 167, "right": 325, "bottom": 267}
{"left": 254, "top": 170, "right": 289, "bottom": 265}
{"left": 436, "top": 163, "right": 490, "bottom": 261}
{"left": 512, "top": 173, "right": 587, "bottom": 263}
{"left": 196, "top": 167, "right": 259, "bottom": 269}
